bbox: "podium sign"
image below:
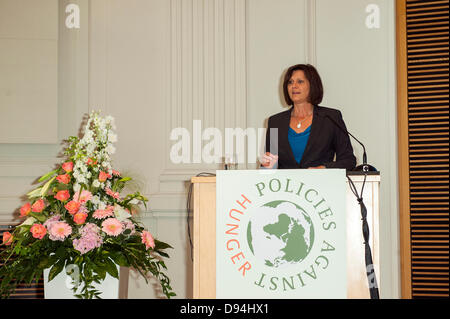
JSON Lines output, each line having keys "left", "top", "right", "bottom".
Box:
{"left": 216, "top": 169, "right": 347, "bottom": 298}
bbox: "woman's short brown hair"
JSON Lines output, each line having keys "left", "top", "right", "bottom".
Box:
{"left": 282, "top": 64, "right": 323, "bottom": 106}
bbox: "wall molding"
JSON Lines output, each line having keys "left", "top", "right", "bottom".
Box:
{"left": 305, "top": 0, "right": 317, "bottom": 65}
{"left": 165, "top": 0, "right": 247, "bottom": 173}
{"left": 0, "top": 157, "right": 57, "bottom": 177}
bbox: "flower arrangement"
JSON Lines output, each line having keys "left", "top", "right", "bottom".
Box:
{"left": 0, "top": 111, "right": 175, "bottom": 299}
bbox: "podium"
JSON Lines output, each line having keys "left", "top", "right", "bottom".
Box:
{"left": 191, "top": 171, "right": 380, "bottom": 299}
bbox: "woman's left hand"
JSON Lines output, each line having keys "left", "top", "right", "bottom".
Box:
{"left": 308, "top": 165, "right": 326, "bottom": 169}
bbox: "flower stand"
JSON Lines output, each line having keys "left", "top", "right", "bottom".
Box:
{"left": 43, "top": 265, "right": 129, "bottom": 299}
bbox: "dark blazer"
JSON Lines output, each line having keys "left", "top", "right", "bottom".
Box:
{"left": 265, "top": 105, "right": 356, "bottom": 170}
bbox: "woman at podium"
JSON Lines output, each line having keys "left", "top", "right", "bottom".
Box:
{"left": 261, "top": 64, "right": 356, "bottom": 170}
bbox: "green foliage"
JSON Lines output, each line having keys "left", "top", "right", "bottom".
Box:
{"left": 38, "top": 169, "right": 59, "bottom": 183}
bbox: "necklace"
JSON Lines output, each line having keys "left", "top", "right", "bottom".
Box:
{"left": 293, "top": 113, "right": 312, "bottom": 129}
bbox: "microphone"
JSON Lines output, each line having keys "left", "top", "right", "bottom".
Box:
{"left": 322, "top": 113, "right": 377, "bottom": 172}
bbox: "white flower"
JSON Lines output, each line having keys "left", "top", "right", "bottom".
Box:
{"left": 86, "top": 143, "right": 96, "bottom": 155}
{"left": 73, "top": 183, "right": 81, "bottom": 192}
{"left": 105, "top": 115, "right": 114, "bottom": 123}
{"left": 92, "top": 180, "right": 100, "bottom": 188}
{"left": 75, "top": 174, "right": 87, "bottom": 184}
{"left": 105, "top": 116, "right": 116, "bottom": 129}
{"left": 114, "top": 205, "right": 131, "bottom": 221}
{"left": 91, "top": 195, "right": 100, "bottom": 205}
{"left": 18, "top": 216, "right": 37, "bottom": 228}
{"left": 108, "top": 132, "right": 118, "bottom": 143}
{"left": 106, "top": 144, "right": 116, "bottom": 155}
{"left": 130, "top": 198, "right": 139, "bottom": 205}
{"left": 82, "top": 130, "right": 93, "bottom": 140}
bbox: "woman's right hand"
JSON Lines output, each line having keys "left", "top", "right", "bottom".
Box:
{"left": 261, "top": 152, "right": 279, "bottom": 169}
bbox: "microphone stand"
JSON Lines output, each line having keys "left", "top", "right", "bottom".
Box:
{"left": 347, "top": 175, "right": 380, "bottom": 299}
{"left": 323, "top": 114, "right": 380, "bottom": 299}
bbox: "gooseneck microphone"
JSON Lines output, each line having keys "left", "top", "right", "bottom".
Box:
{"left": 321, "top": 113, "right": 377, "bottom": 172}
{"left": 321, "top": 111, "right": 380, "bottom": 299}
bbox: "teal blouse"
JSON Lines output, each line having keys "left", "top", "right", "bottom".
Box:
{"left": 288, "top": 126, "right": 311, "bottom": 164}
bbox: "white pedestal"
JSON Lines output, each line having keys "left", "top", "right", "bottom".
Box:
{"left": 43, "top": 265, "right": 129, "bottom": 299}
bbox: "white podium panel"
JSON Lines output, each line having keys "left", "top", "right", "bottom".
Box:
{"left": 192, "top": 171, "right": 380, "bottom": 299}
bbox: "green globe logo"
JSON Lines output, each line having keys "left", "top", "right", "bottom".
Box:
{"left": 247, "top": 200, "right": 315, "bottom": 268}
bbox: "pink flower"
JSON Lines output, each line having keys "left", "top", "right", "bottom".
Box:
{"left": 31, "top": 199, "right": 45, "bottom": 213}
{"left": 62, "top": 162, "right": 73, "bottom": 173}
{"left": 65, "top": 200, "right": 80, "bottom": 215}
{"left": 48, "top": 221, "right": 72, "bottom": 241}
{"left": 73, "top": 212, "right": 88, "bottom": 225}
{"left": 105, "top": 188, "right": 120, "bottom": 200}
{"left": 43, "top": 214, "right": 61, "bottom": 230}
{"left": 56, "top": 174, "right": 71, "bottom": 184}
{"left": 101, "top": 218, "right": 123, "bottom": 236}
{"left": 78, "top": 205, "right": 88, "bottom": 215}
{"left": 122, "top": 220, "right": 135, "bottom": 235}
{"left": 141, "top": 230, "right": 155, "bottom": 250}
{"left": 112, "top": 170, "right": 121, "bottom": 177}
{"left": 20, "top": 203, "right": 32, "bottom": 217}
{"left": 73, "top": 190, "right": 92, "bottom": 204}
{"left": 98, "top": 171, "right": 111, "bottom": 182}
{"left": 73, "top": 223, "right": 103, "bottom": 255}
{"left": 2, "top": 232, "right": 13, "bottom": 245}
{"left": 54, "top": 190, "right": 70, "bottom": 202}
{"left": 30, "top": 224, "right": 47, "bottom": 239}
{"left": 93, "top": 208, "right": 114, "bottom": 220}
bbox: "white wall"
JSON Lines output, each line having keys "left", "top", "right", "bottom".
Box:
{"left": 0, "top": 0, "right": 399, "bottom": 299}
{"left": 247, "top": 0, "right": 308, "bottom": 166}
{"left": 0, "top": 0, "right": 58, "bottom": 144}
{"left": 0, "top": 0, "right": 89, "bottom": 223}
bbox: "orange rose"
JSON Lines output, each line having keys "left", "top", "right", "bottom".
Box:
{"left": 86, "top": 158, "right": 98, "bottom": 166}
{"left": 30, "top": 224, "right": 47, "bottom": 239}
{"left": 64, "top": 200, "right": 80, "bottom": 215}
{"left": 62, "top": 162, "right": 73, "bottom": 173}
{"left": 56, "top": 174, "right": 71, "bottom": 184}
{"left": 98, "top": 171, "right": 111, "bottom": 182}
{"left": 31, "top": 199, "right": 45, "bottom": 213}
{"left": 20, "top": 203, "right": 32, "bottom": 217}
{"left": 73, "top": 212, "right": 88, "bottom": 225}
{"left": 2, "top": 231, "right": 13, "bottom": 245}
{"left": 54, "top": 190, "right": 70, "bottom": 202}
